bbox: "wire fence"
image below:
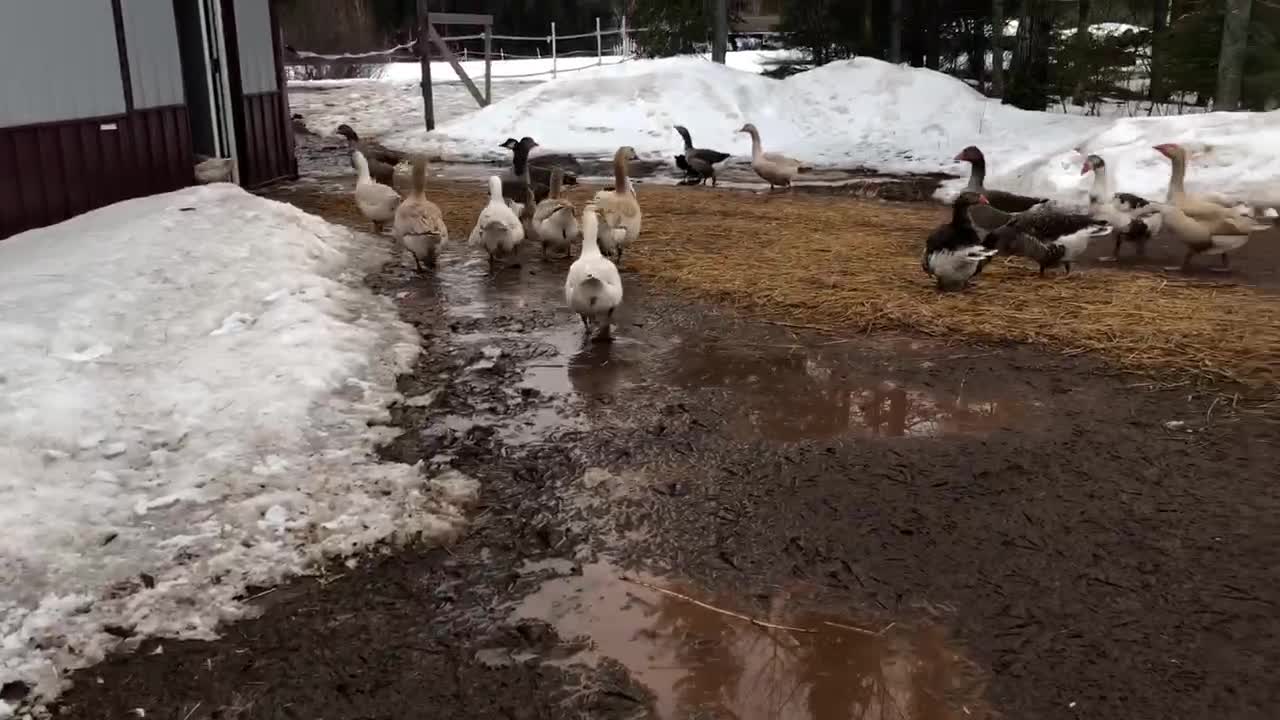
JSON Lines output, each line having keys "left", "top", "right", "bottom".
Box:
{"left": 285, "top": 18, "right": 648, "bottom": 82}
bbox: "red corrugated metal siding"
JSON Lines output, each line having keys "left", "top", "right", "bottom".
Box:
{"left": 0, "top": 105, "right": 192, "bottom": 239}
{"left": 237, "top": 91, "right": 294, "bottom": 188}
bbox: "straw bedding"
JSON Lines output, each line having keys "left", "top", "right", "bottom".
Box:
{"left": 271, "top": 181, "right": 1280, "bottom": 390}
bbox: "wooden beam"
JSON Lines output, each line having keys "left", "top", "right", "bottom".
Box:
{"left": 427, "top": 25, "right": 487, "bottom": 107}
{"left": 430, "top": 12, "right": 493, "bottom": 25}
{"left": 417, "top": 0, "right": 434, "bottom": 130}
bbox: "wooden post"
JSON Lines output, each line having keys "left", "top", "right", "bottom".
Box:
{"left": 620, "top": 15, "right": 628, "bottom": 56}
{"left": 550, "top": 22, "right": 557, "bottom": 78}
{"left": 712, "top": 0, "right": 728, "bottom": 63}
{"left": 416, "top": 0, "right": 434, "bottom": 130}
{"left": 595, "top": 17, "right": 602, "bottom": 65}
{"left": 484, "top": 24, "right": 492, "bottom": 104}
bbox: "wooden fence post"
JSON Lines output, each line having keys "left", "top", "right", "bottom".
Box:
{"left": 416, "top": 0, "right": 434, "bottom": 130}
{"left": 550, "top": 22, "right": 557, "bottom": 78}
{"left": 595, "top": 17, "right": 602, "bottom": 65}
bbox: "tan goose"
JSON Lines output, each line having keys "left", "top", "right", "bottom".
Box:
{"left": 1154, "top": 143, "right": 1247, "bottom": 222}
{"left": 392, "top": 156, "right": 448, "bottom": 272}
{"left": 591, "top": 146, "right": 642, "bottom": 265}
{"left": 1137, "top": 202, "right": 1266, "bottom": 272}
{"left": 738, "top": 123, "right": 803, "bottom": 190}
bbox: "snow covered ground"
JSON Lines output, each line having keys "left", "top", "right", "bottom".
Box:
{"left": 291, "top": 53, "right": 1279, "bottom": 208}
{"left": 0, "top": 185, "right": 475, "bottom": 711}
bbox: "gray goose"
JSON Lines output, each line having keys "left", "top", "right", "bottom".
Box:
{"left": 336, "top": 124, "right": 400, "bottom": 187}
{"left": 969, "top": 204, "right": 1113, "bottom": 275}
{"left": 954, "top": 146, "right": 1048, "bottom": 213}
{"left": 673, "top": 125, "right": 731, "bottom": 186}
{"left": 1081, "top": 154, "right": 1161, "bottom": 261}
{"left": 499, "top": 137, "right": 578, "bottom": 203}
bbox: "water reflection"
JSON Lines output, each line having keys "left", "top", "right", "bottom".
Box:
{"left": 515, "top": 561, "right": 988, "bottom": 720}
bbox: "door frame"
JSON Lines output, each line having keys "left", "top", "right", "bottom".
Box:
{"left": 198, "top": 0, "right": 240, "bottom": 183}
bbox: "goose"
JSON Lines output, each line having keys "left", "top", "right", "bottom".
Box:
{"left": 499, "top": 137, "right": 579, "bottom": 196}
{"left": 738, "top": 123, "right": 803, "bottom": 190}
{"left": 953, "top": 146, "right": 1048, "bottom": 213}
{"left": 970, "top": 204, "right": 1113, "bottom": 275}
{"left": 565, "top": 203, "right": 624, "bottom": 341}
{"left": 1154, "top": 143, "right": 1250, "bottom": 223}
{"left": 532, "top": 167, "right": 579, "bottom": 259}
{"left": 469, "top": 176, "right": 525, "bottom": 267}
{"left": 591, "top": 146, "right": 642, "bottom": 265}
{"left": 352, "top": 150, "right": 401, "bottom": 233}
{"left": 1135, "top": 202, "right": 1266, "bottom": 272}
{"left": 673, "top": 125, "right": 731, "bottom": 186}
{"left": 923, "top": 193, "right": 1001, "bottom": 291}
{"left": 194, "top": 156, "right": 234, "bottom": 184}
{"left": 1081, "top": 154, "right": 1161, "bottom": 261}
{"left": 392, "top": 156, "right": 448, "bottom": 272}
{"left": 337, "top": 124, "right": 399, "bottom": 187}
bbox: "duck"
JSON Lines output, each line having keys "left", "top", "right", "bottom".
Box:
{"left": 532, "top": 167, "right": 579, "bottom": 259}
{"left": 469, "top": 176, "right": 525, "bottom": 267}
{"left": 352, "top": 150, "right": 401, "bottom": 233}
{"left": 565, "top": 203, "right": 624, "bottom": 341}
{"left": 673, "top": 125, "right": 731, "bottom": 186}
{"left": 499, "top": 134, "right": 581, "bottom": 194}
{"left": 392, "top": 156, "right": 448, "bottom": 272}
{"left": 922, "top": 192, "right": 1001, "bottom": 291}
{"left": 337, "top": 124, "right": 400, "bottom": 187}
{"left": 591, "top": 146, "right": 642, "bottom": 265}
{"left": 970, "top": 204, "right": 1113, "bottom": 275}
{"left": 953, "top": 146, "right": 1048, "bottom": 213}
{"left": 738, "top": 123, "right": 803, "bottom": 190}
{"left": 1135, "top": 201, "right": 1266, "bottom": 272}
{"left": 193, "top": 155, "right": 234, "bottom": 184}
{"left": 1081, "top": 154, "right": 1161, "bottom": 261}
{"left": 1154, "top": 143, "right": 1250, "bottom": 223}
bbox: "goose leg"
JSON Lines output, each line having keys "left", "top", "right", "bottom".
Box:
{"left": 413, "top": 253, "right": 424, "bottom": 273}
{"left": 594, "top": 309, "right": 615, "bottom": 342}
{"left": 1063, "top": 261, "right": 1073, "bottom": 275}
{"left": 373, "top": 220, "right": 383, "bottom": 233}
{"left": 1180, "top": 248, "right": 1196, "bottom": 272}
{"left": 1099, "top": 235, "right": 1122, "bottom": 263}
{"left": 1210, "top": 253, "right": 1232, "bottom": 273}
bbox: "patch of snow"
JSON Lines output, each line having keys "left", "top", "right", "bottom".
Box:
{"left": 0, "top": 185, "right": 476, "bottom": 709}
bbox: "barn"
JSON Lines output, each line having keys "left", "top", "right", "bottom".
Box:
{"left": 0, "top": 0, "right": 297, "bottom": 239}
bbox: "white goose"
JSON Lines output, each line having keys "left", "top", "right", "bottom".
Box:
{"left": 352, "top": 150, "right": 400, "bottom": 233}
{"left": 565, "top": 203, "right": 623, "bottom": 340}
{"left": 469, "top": 176, "right": 525, "bottom": 267}
{"left": 532, "top": 167, "right": 579, "bottom": 259}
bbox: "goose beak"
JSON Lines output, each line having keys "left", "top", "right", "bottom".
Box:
{"left": 1080, "top": 162, "right": 1092, "bottom": 176}
{"left": 1153, "top": 144, "right": 1172, "bottom": 157}
{"left": 978, "top": 194, "right": 990, "bottom": 205}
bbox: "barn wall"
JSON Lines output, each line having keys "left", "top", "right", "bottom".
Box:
{"left": 120, "top": 0, "right": 186, "bottom": 109}
{"left": 233, "top": 0, "right": 279, "bottom": 94}
{"left": 0, "top": 0, "right": 126, "bottom": 128}
{"left": 224, "top": 0, "right": 296, "bottom": 187}
{"left": 0, "top": 107, "right": 192, "bottom": 239}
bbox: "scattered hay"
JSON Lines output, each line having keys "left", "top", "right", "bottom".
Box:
{"left": 269, "top": 180, "right": 1280, "bottom": 391}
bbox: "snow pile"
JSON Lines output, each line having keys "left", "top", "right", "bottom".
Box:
{"left": 386, "top": 55, "right": 1100, "bottom": 169}
{"left": 0, "top": 185, "right": 476, "bottom": 707}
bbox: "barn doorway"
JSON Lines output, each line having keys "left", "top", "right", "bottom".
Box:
{"left": 173, "top": 0, "right": 237, "bottom": 178}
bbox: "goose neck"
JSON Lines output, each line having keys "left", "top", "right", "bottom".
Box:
{"left": 965, "top": 158, "right": 986, "bottom": 191}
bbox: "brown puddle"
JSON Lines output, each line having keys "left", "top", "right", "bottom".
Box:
{"left": 514, "top": 561, "right": 989, "bottom": 720}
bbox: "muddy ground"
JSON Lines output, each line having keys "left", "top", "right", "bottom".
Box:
{"left": 48, "top": 155, "right": 1280, "bottom": 720}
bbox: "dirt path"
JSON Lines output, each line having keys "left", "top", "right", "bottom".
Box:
{"left": 50, "top": 177, "right": 1280, "bottom": 720}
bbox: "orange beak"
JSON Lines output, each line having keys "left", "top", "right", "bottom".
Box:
{"left": 1153, "top": 144, "right": 1173, "bottom": 157}
{"left": 1080, "top": 162, "right": 1092, "bottom": 176}
{"left": 978, "top": 194, "right": 990, "bottom": 205}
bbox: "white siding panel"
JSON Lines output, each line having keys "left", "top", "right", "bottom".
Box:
{"left": 233, "top": 0, "right": 278, "bottom": 94}
{"left": 0, "top": 0, "right": 126, "bottom": 128}
{"left": 121, "top": 0, "right": 185, "bottom": 109}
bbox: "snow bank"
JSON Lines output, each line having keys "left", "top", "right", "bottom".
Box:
{"left": 0, "top": 186, "right": 475, "bottom": 707}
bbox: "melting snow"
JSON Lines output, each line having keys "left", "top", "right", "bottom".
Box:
{"left": 0, "top": 185, "right": 475, "bottom": 708}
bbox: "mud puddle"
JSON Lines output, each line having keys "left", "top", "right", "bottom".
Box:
{"left": 513, "top": 558, "right": 988, "bottom": 720}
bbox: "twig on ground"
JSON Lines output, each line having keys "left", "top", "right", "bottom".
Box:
{"left": 620, "top": 576, "right": 816, "bottom": 633}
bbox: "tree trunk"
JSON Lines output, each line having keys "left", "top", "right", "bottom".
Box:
{"left": 1149, "top": 0, "right": 1169, "bottom": 101}
{"left": 923, "top": 0, "right": 940, "bottom": 69}
{"left": 1215, "top": 0, "right": 1253, "bottom": 110}
{"left": 1006, "top": 0, "right": 1051, "bottom": 110}
{"left": 711, "top": 0, "right": 728, "bottom": 64}
{"left": 972, "top": 18, "right": 987, "bottom": 91}
{"left": 1072, "top": 0, "right": 1091, "bottom": 104}
{"left": 890, "top": 0, "right": 904, "bottom": 62}
{"left": 991, "top": 0, "right": 1005, "bottom": 98}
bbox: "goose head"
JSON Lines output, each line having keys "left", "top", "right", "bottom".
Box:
{"left": 1153, "top": 143, "right": 1186, "bottom": 162}
{"left": 499, "top": 137, "right": 518, "bottom": 150}
{"left": 674, "top": 125, "right": 692, "bottom": 143}
{"left": 336, "top": 124, "right": 358, "bottom": 143}
{"left": 953, "top": 146, "right": 985, "bottom": 165}
{"left": 615, "top": 146, "right": 638, "bottom": 163}
{"left": 1081, "top": 154, "right": 1105, "bottom": 176}
{"left": 955, "top": 191, "right": 990, "bottom": 210}
{"left": 517, "top": 137, "right": 539, "bottom": 153}
{"left": 737, "top": 123, "right": 759, "bottom": 137}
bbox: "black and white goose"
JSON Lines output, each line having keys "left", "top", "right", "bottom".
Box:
{"left": 673, "top": 125, "right": 731, "bottom": 186}
{"left": 923, "top": 193, "right": 1001, "bottom": 291}
{"left": 1081, "top": 154, "right": 1161, "bottom": 261}
{"left": 499, "top": 137, "right": 579, "bottom": 205}
{"left": 954, "top": 146, "right": 1049, "bottom": 213}
{"left": 969, "top": 204, "right": 1114, "bottom": 275}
